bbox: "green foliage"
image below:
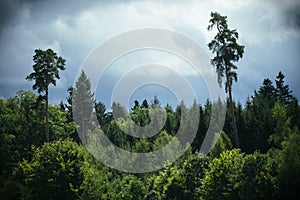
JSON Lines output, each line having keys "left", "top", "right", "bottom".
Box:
{"left": 242, "top": 79, "right": 277, "bottom": 152}
{"left": 48, "top": 104, "right": 75, "bottom": 140}
{"left": 115, "top": 174, "right": 147, "bottom": 200}
{"left": 210, "top": 131, "right": 233, "bottom": 159}
{"left": 239, "top": 152, "right": 278, "bottom": 199}
{"left": 278, "top": 130, "right": 300, "bottom": 199}
{"left": 269, "top": 101, "right": 292, "bottom": 148}
{"left": 275, "top": 71, "right": 293, "bottom": 106}
{"left": 0, "top": 90, "right": 75, "bottom": 174}
{"left": 149, "top": 164, "right": 181, "bottom": 199}
{"left": 80, "top": 165, "right": 116, "bottom": 200}
{"left": 201, "top": 149, "right": 279, "bottom": 200}
{"left": 200, "top": 149, "right": 244, "bottom": 200}
{"left": 72, "top": 70, "right": 95, "bottom": 143}
{"left": 149, "top": 152, "right": 209, "bottom": 200}
{"left": 17, "top": 139, "right": 87, "bottom": 200}
{"left": 95, "top": 101, "right": 107, "bottom": 127}
{"left": 0, "top": 175, "right": 30, "bottom": 200}
{"left": 153, "top": 130, "right": 173, "bottom": 151}
{"left": 0, "top": 99, "right": 19, "bottom": 174}
{"left": 131, "top": 105, "right": 151, "bottom": 127}
{"left": 207, "top": 12, "right": 244, "bottom": 90}
{"left": 26, "top": 49, "right": 66, "bottom": 94}
{"left": 144, "top": 190, "right": 161, "bottom": 200}
{"left": 179, "top": 153, "right": 209, "bottom": 199}
{"left": 288, "top": 98, "right": 300, "bottom": 129}
{"left": 132, "top": 138, "right": 150, "bottom": 152}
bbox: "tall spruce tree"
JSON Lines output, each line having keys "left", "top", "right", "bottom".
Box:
{"left": 207, "top": 12, "right": 244, "bottom": 147}
{"left": 72, "top": 70, "right": 95, "bottom": 143}
{"left": 26, "top": 49, "right": 66, "bottom": 142}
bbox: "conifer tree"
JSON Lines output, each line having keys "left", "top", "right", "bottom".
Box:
{"left": 72, "top": 70, "right": 94, "bottom": 142}
{"left": 26, "top": 49, "right": 66, "bottom": 142}
{"left": 207, "top": 12, "right": 244, "bottom": 147}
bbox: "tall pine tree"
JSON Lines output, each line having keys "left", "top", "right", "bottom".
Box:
{"left": 207, "top": 12, "right": 244, "bottom": 147}
{"left": 26, "top": 48, "right": 66, "bottom": 142}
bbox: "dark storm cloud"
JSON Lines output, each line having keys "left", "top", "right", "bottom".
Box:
{"left": 0, "top": 0, "right": 117, "bottom": 103}
{"left": 0, "top": 0, "right": 112, "bottom": 31}
{"left": 0, "top": 0, "right": 29, "bottom": 31}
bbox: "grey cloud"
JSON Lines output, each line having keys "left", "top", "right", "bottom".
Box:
{"left": 0, "top": 0, "right": 113, "bottom": 33}
{"left": 284, "top": 5, "right": 300, "bottom": 30}
{"left": 0, "top": 0, "right": 299, "bottom": 105}
{"left": 0, "top": 0, "right": 30, "bottom": 31}
{"left": 270, "top": 0, "right": 300, "bottom": 30}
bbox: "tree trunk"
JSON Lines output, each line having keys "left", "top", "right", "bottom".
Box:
{"left": 228, "top": 85, "right": 240, "bottom": 148}
{"left": 45, "top": 83, "right": 49, "bottom": 143}
{"left": 225, "top": 66, "right": 240, "bottom": 148}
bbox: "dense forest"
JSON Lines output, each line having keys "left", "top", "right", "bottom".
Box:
{"left": 1, "top": 12, "right": 300, "bottom": 200}
{"left": 1, "top": 69, "right": 299, "bottom": 199}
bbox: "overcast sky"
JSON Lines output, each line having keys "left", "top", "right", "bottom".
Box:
{"left": 0, "top": 0, "right": 299, "bottom": 108}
